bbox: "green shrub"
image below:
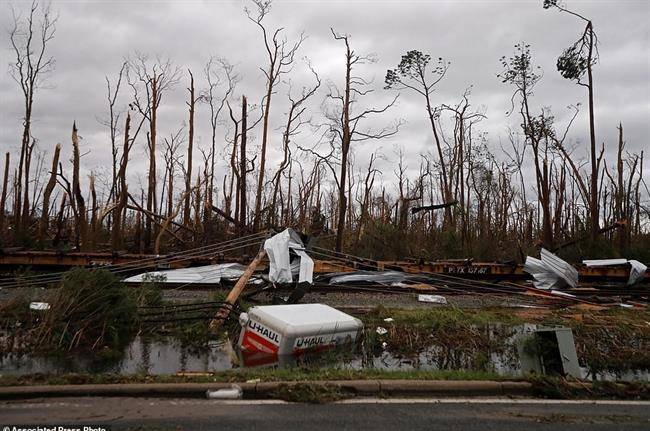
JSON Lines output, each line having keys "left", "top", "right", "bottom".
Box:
{"left": 34, "top": 268, "right": 137, "bottom": 351}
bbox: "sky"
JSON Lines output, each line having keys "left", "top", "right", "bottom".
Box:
{"left": 0, "top": 0, "right": 648, "bottom": 201}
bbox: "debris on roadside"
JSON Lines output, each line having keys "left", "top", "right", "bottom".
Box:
{"left": 518, "top": 326, "right": 581, "bottom": 378}
{"left": 524, "top": 248, "right": 579, "bottom": 290}
{"left": 123, "top": 263, "right": 254, "bottom": 285}
{"left": 417, "top": 294, "right": 447, "bottom": 304}
{"left": 237, "top": 303, "right": 363, "bottom": 365}
{"left": 29, "top": 302, "right": 50, "bottom": 311}
{"left": 323, "top": 271, "right": 432, "bottom": 286}
{"left": 583, "top": 258, "right": 647, "bottom": 286}
{"left": 264, "top": 228, "right": 314, "bottom": 284}
{"left": 206, "top": 384, "right": 243, "bottom": 399}
{"left": 376, "top": 326, "right": 388, "bottom": 335}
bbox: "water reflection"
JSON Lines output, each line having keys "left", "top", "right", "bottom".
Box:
{"left": 1, "top": 326, "right": 648, "bottom": 383}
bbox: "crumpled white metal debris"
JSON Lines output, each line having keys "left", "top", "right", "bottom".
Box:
{"left": 29, "top": 302, "right": 50, "bottom": 311}
{"left": 206, "top": 384, "right": 243, "bottom": 399}
{"left": 583, "top": 258, "right": 647, "bottom": 286}
{"left": 417, "top": 294, "right": 447, "bottom": 304}
{"left": 629, "top": 260, "right": 648, "bottom": 286}
{"left": 523, "top": 248, "right": 579, "bottom": 290}
{"left": 123, "top": 263, "right": 250, "bottom": 285}
{"left": 264, "top": 228, "right": 314, "bottom": 284}
{"left": 376, "top": 326, "right": 388, "bottom": 335}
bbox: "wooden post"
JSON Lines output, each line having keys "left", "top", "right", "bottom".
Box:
{"left": 210, "top": 247, "right": 267, "bottom": 330}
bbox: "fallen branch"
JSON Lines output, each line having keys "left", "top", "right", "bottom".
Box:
{"left": 411, "top": 200, "right": 458, "bottom": 214}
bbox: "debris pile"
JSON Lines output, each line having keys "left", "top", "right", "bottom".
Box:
{"left": 123, "top": 263, "right": 252, "bottom": 286}
{"left": 523, "top": 248, "right": 579, "bottom": 290}
{"left": 264, "top": 228, "right": 314, "bottom": 284}
{"left": 583, "top": 259, "right": 647, "bottom": 286}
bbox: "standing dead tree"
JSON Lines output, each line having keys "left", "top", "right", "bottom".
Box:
{"left": 544, "top": 0, "right": 600, "bottom": 239}
{"left": 127, "top": 53, "right": 181, "bottom": 250}
{"left": 39, "top": 143, "right": 61, "bottom": 241}
{"left": 321, "top": 29, "right": 399, "bottom": 251}
{"left": 111, "top": 112, "right": 131, "bottom": 249}
{"left": 354, "top": 152, "right": 380, "bottom": 248}
{"left": 269, "top": 65, "right": 320, "bottom": 226}
{"left": 162, "top": 127, "right": 185, "bottom": 219}
{"left": 101, "top": 62, "right": 127, "bottom": 203}
{"left": 224, "top": 97, "right": 262, "bottom": 229}
{"left": 70, "top": 123, "right": 86, "bottom": 249}
{"left": 499, "top": 43, "right": 555, "bottom": 247}
{"left": 0, "top": 154, "right": 10, "bottom": 234}
{"left": 203, "top": 57, "right": 239, "bottom": 226}
{"left": 440, "top": 89, "right": 486, "bottom": 238}
{"left": 239, "top": 95, "right": 249, "bottom": 230}
{"left": 8, "top": 0, "right": 56, "bottom": 236}
{"left": 246, "top": 0, "right": 305, "bottom": 231}
{"left": 183, "top": 70, "right": 196, "bottom": 227}
{"left": 385, "top": 50, "right": 452, "bottom": 225}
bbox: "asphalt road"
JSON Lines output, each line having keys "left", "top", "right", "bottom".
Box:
{"left": 2, "top": 397, "right": 649, "bottom": 430}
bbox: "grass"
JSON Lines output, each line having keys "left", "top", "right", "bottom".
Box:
{"left": 362, "top": 304, "right": 526, "bottom": 326}
{"left": 271, "top": 383, "right": 354, "bottom": 403}
{"left": 0, "top": 368, "right": 507, "bottom": 387}
{"left": 530, "top": 376, "right": 650, "bottom": 400}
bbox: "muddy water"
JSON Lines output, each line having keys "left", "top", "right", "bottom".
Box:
{"left": 1, "top": 327, "right": 648, "bottom": 382}
{"left": 1, "top": 337, "right": 236, "bottom": 376}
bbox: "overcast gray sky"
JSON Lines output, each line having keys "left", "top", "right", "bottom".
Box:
{"left": 0, "top": 0, "right": 648, "bottom": 199}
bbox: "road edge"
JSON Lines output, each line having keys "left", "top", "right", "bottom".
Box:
{"left": 0, "top": 380, "right": 533, "bottom": 400}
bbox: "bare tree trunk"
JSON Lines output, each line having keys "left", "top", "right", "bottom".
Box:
{"left": 145, "top": 75, "right": 158, "bottom": 250}
{"left": 9, "top": 2, "right": 57, "bottom": 236}
{"left": 253, "top": 74, "right": 273, "bottom": 231}
{"left": 112, "top": 112, "right": 130, "bottom": 250}
{"left": 193, "top": 173, "right": 202, "bottom": 235}
{"left": 616, "top": 123, "right": 627, "bottom": 254}
{"left": 39, "top": 143, "right": 60, "bottom": 241}
{"left": 184, "top": 69, "right": 195, "bottom": 226}
{"left": 247, "top": 1, "right": 304, "bottom": 231}
{"left": 585, "top": 21, "right": 599, "bottom": 240}
{"left": 335, "top": 37, "right": 353, "bottom": 252}
{"left": 53, "top": 193, "right": 67, "bottom": 247}
{"left": 0, "top": 153, "right": 9, "bottom": 233}
{"left": 71, "top": 122, "right": 87, "bottom": 249}
{"left": 21, "top": 139, "right": 35, "bottom": 230}
{"left": 89, "top": 173, "right": 98, "bottom": 245}
{"left": 238, "top": 95, "right": 248, "bottom": 230}
{"left": 331, "top": 30, "right": 398, "bottom": 250}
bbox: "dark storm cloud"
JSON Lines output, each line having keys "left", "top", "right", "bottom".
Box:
{"left": 0, "top": 0, "right": 648, "bottom": 196}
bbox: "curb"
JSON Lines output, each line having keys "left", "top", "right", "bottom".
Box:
{"left": 0, "top": 380, "right": 533, "bottom": 400}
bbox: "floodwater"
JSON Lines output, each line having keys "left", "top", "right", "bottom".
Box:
{"left": 1, "top": 325, "right": 648, "bottom": 382}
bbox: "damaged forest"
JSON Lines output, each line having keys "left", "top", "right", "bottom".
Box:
{"left": 0, "top": 0, "right": 650, "bottom": 416}
{"left": 0, "top": 0, "right": 647, "bottom": 262}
